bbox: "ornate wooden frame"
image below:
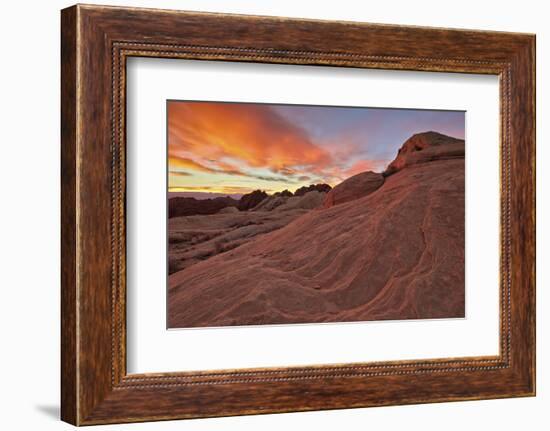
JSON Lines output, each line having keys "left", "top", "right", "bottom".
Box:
{"left": 61, "top": 4, "right": 536, "bottom": 425}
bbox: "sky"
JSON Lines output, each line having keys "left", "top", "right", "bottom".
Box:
{"left": 168, "top": 101, "right": 464, "bottom": 197}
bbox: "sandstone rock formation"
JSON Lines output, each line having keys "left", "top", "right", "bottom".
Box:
{"left": 168, "top": 208, "right": 310, "bottom": 275}
{"left": 323, "top": 171, "right": 384, "bottom": 208}
{"left": 168, "top": 196, "right": 238, "bottom": 218}
{"left": 274, "top": 189, "right": 293, "bottom": 198}
{"left": 250, "top": 195, "right": 289, "bottom": 212}
{"left": 251, "top": 187, "right": 329, "bottom": 212}
{"left": 384, "top": 131, "right": 464, "bottom": 176}
{"left": 237, "top": 190, "right": 268, "bottom": 211}
{"left": 218, "top": 206, "right": 239, "bottom": 214}
{"left": 294, "top": 183, "right": 332, "bottom": 196}
{"left": 168, "top": 131, "right": 465, "bottom": 328}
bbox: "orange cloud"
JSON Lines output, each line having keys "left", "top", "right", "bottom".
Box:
{"left": 168, "top": 102, "right": 332, "bottom": 173}
{"left": 169, "top": 170, "right": 191, "bottom": 177}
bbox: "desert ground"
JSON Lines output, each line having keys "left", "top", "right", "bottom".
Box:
{"left": 167, "top": 131, "right": 465, "bottom": 328}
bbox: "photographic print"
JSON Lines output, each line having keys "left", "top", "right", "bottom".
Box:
{"left": 167, "top": 101, "right": 465, "bottom": 328}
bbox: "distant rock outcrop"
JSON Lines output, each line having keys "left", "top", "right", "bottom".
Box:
{"left": 275, "top": 191, "right": 326, "bottom": 212}
{"left": 294, "top": 183, "right": 332, "bottom": 196}
{"left": 384, "top": 131, "right": 465, "bottom": 176}
{"left": 274, "top": 190, "right": 293, "bottom": 198}
{"left": 323, "top": 171, "right": 384, "bottom": 208}
{"left": 237, "top": 190, "right": 268, "bottom": 211}
{"left": 168, "top": 196, "right": 238, "bottom": 218}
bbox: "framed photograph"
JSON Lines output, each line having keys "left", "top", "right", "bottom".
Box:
{"left": 61, "top": 4, "right": 536, "bottom": 425}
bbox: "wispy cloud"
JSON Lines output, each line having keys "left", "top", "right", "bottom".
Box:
{"left": 169, "top": 155, "right": 296, "bottom": 184}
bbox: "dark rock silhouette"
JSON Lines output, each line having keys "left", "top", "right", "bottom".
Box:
{"left": 168, "top": 196, "right": 238, "bottom": 218}
{"left": 294, "top": 183, "right": 332, "bottom": 196}
{"left": 168, "top": 207, "right": 310, "bottom": 275}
